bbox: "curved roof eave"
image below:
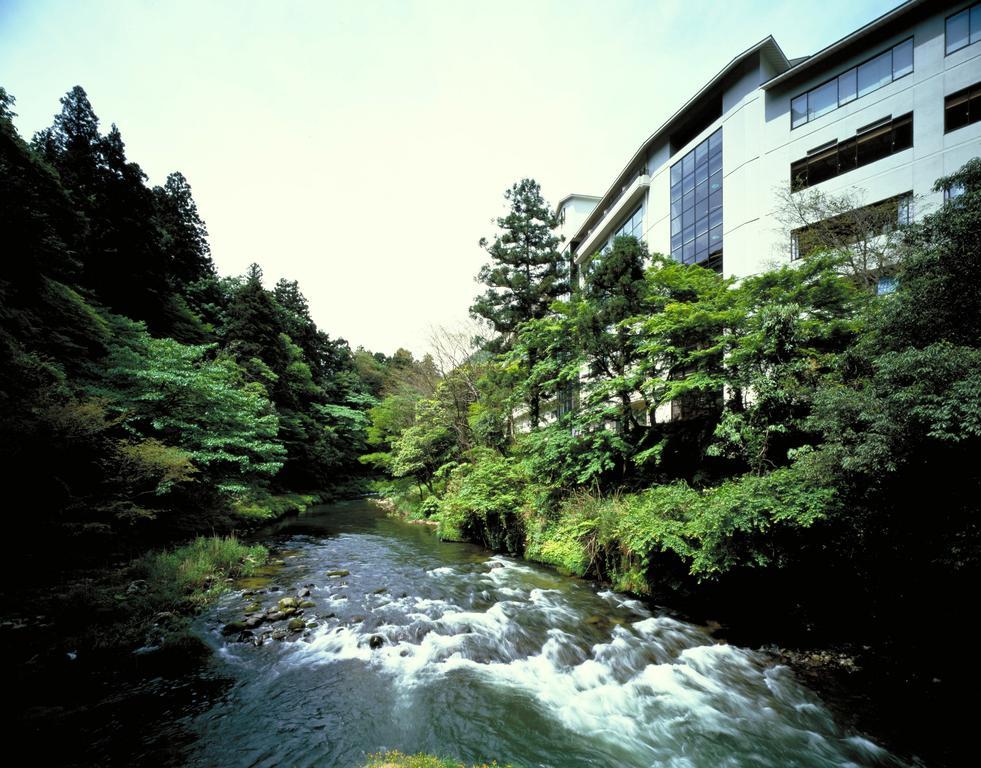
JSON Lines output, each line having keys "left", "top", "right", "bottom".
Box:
{"left": 569, "top": 36, "right": 790, "bottom": 248}
{"left": 763, "top": 0, "right": 928, "bottom": 90}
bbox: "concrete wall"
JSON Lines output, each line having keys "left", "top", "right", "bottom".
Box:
{"left": 758, "top": 4, "right": 981, "bottom": 272}
{"left": 570, "top": 1, "right": 981, "bottom": 282}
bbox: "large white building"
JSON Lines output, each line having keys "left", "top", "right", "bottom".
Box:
{"left": 558, "top": 0, "right": 981, "bottom": 284}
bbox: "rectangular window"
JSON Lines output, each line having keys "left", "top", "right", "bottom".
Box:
{"left": 857, "top": 50, "right": 892, "bottom": 97}
{"left": 876, "top": 276, "right": 897, "bottom": 295}
{"left": 946, "top": 4, "right": 981, "bottom": 54}
{"left": 791, "top": 38, "right": 913, "bottom": 129}
{"left": 947, "top": 7, "right": 971, "bottom": 54}
{"left": 791, "top": 94, "right": 808, "bottom": 128}
{"left": 791, "top": 192, "right": 912, "bottom": 263}
{"left": 808, "top": 79, "right": 838, "bottom": 121}
{"left": 945, "top": 81, "right": 981, "bottom": 132}
{"left": 892, "top": 38, "right": 913, "bottom": 79}
{"left": 605, "top": 204, "right": 644, "bottom": 252}
{"left": 897, "top": 193, "right": 912, "bottom": 226}
{"left": 790, "top": 113, "right": 913, "bottom": 191}
{"left": 838, "top": 68, "right": 857, "bottom": 105}
{"left": 670, "top": 128, "right": 722, "bottom": 271}
{"left": 945, "top": 182, "right": 965, "bottom": 201}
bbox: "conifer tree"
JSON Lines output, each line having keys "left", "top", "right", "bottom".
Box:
{"left": 471, "top": 178, "right": 567, "bottom": 426}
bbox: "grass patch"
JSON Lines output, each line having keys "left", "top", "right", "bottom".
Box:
{"left": 363, "top": 751, "right": 511, "bottom": 768}
{"left": 53, "top": 535, "right": 269, "bottom": 654}
{"left": 372, "top": 478, "right": 436, "bottom": 521}
{"left": 134, "top": 534, "right": 268, "bottom": 610}
{"left": 232, "top": 491, "right": 323, "bottom": 522}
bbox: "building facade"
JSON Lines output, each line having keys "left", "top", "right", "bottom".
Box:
{"left": 557, "top": 0, "right": 981, "bottom": 285}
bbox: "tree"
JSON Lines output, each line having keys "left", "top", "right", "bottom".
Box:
{"left": 578, "top": 236, "right": 650, "bottom": 441}
{"left": 471, "top": 179, "right": 568, "bottom": 427}
{"left": 711, "top": 253, "right": 865, "bottom": 473}
{"left": 154, "top": 171, "right": 215, "bottom": 290}
{"left": 774, "top": 185, "right": 911, "bottom": 292}
{"left": 390, "top": 398, "right": 457, "bottom": 494}
{"left": 99, "top": 325, "right": 286, "bottom": 496}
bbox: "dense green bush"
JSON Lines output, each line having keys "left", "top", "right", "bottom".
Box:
{"left": 436, "top": 449, "right": 531, "bottom": 554}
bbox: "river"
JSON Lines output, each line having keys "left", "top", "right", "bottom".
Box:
{"left": 124, "top": 500, "right": 906, "bottom": 767}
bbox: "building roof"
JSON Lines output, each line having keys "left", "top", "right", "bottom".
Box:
{"left": 763, "top": 0, "right": 933, "bottom": 90}
{"left": 568, "top": 36, "right": 790, "bottom": 251}
{"left": 554, "top": 193, "right": 601, "bottom": 216}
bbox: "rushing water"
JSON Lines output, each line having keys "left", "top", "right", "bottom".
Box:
{"left": 165, "top": 501, "right": 903, "bottom": 768}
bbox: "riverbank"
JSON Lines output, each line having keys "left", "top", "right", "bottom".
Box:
{"left": 377, "top": 492, "right": 954, "bottom": 767}
{"left": 1, "top": 489, "right": 339, "bottom": 703}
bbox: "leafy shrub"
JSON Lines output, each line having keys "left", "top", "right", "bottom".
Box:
{"left": 437, "top": 449, "right": 531, "bottom": 554}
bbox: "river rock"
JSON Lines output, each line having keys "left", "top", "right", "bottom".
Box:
{"left": 278, "top": 597, "right": 298, "bottom": 611}
{"left": 222, "top": 621, "right": 248, "bottom": 636}
{"left": 298, "top": 600, "right": 316, "bottom": 608}
{"left": 326, "top": 569, "right": 349, "bottom": 578}
{"left": 372, "top": 587, "right": 387, "bottom": 595}
{"left": 297, "top": 588, "right": 311, "bottom": 598}
{"left": 270, "top": 629, "right": 287, "bottom": 641}
{"left": 265, "top": 610, "right": 285, "bottom": 622}
{"left": 287, "top": 618, "right": 306, "bottom": 632}
{"left": 244, "top": 616, "right": 263, "bottom": 629}
{"left": 368, "top": 635, "right": 384, "bottom": 649}
{"left": 243, "top": 602, "right": 262, "bottom": 614}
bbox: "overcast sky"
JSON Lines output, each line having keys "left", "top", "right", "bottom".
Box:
{"left": 1, "top": 0, "right": 900, "bottom": 355}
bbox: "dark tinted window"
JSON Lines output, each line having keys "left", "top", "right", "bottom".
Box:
{"left": 791, "top": 38, "right": 913, "bottom": 128}
{"left": 789, "top": 113, "right": 913, "bottom": 191}
{"left": 945, "top": 81, "right": 981, "bottom": 132}
{"left": 670, "top": 128, "right": 722, "bottom": 270}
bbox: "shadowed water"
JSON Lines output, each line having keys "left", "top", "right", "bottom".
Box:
{"left": 179, "top": 501, "right": 903, "bottom": 768}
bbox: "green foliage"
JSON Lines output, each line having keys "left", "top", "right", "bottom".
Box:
{"left": 472, "top": 178, "right": 568, "bottom": 426}
{"left": 231, "top": 491, "right": 322, "bottom": 521}
{"left": 136, "top": 535, "right": 269, "bottom": 609}
{"left": 710, "top": 254, "right": 865, "bottom": 472}
{"left": 363, "top": 751, "right": 510, "bottom": 768}
{"left": 523, "top": 462, "right": 835, "bottom": 588}
{"left": 390, "top": 398, "right": 457, "bottom": 492}
{"left": 437, "top": 449, "right": 530, "bottom": 553}
{"left": 517, "top": 420, "right": 628, "bottom": 488}
{"left": 99, "top": 328, "right": 285, "bottom": 494}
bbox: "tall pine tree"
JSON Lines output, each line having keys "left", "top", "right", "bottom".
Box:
{"left": 471, "top": 178, "right": 567, "bottom": 427}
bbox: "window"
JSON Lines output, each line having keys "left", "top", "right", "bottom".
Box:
{"left": 670, "top": 128, "right": 722, "bottom": 271}
{"left": 790, "top": 113, "right": 913, "bottom": 191}
{"left": 945, "top": 182, "right": 966, "bottom": 201}
{"left": 790, "top": 192, "right": 912, "bottom": 262}
{"left": 876, "top": 276, "right": 898, "bottom": 295}
{"left": 945, "top": 81, "right": 981, "bottom": 132}
{"left": 790, "top": 38, "right": 913, "bottom": 129}
{"left": 612, "top": 204, "right": 643, "bottom": 242}
{"left": 946, "top": 3, "right": 981, "bottom": 55}
{"left": 857, "top": 50, "right": 893, "bottom": 97}
{"left": 897, "top": 193, "right": 912, "bottom": 226}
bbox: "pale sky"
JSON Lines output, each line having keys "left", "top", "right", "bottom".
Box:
{"left": 1, "top": 0, "right": 900, "bottom": 355}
